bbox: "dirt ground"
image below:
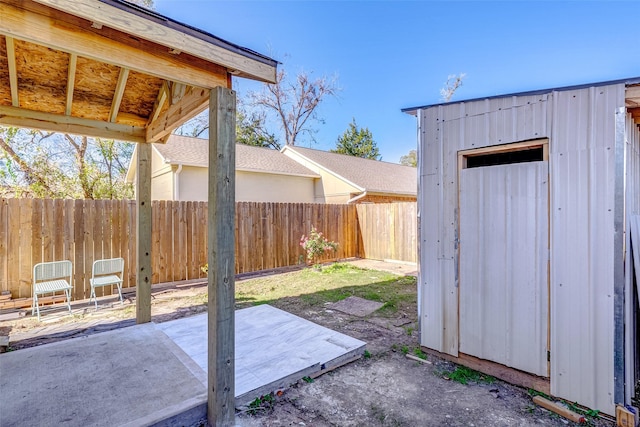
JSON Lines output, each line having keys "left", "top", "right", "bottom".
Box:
{"left": 1, "top": 259, "right": 614, "bottom": 427}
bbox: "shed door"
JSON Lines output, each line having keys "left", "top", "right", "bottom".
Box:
{"left": 459, "top": 160, "right": 549, "bottom": 377}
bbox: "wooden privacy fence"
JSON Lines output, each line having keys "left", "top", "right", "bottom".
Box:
{"left": 0, "top": 199, "right": 416, "bottom": 302}
{"left": 356, "top": 203, "right": 417, "bottom": 262}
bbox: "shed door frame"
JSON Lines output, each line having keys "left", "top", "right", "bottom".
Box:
{"left": 457, "top": 139, "right": 550, "bottom": 376}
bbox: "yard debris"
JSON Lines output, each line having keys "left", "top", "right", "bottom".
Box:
{"left": 532, "top": 395, "right": 585, "bottom": 423}
{"left": 406, "top": 354, "right": 432, "bottom": 364}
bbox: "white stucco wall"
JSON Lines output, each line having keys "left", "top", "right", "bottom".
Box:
{"left": 163, "top": 166, "right": 316, "bottom": 203}
{"left": 282, "top": 150, "right": 361, "bottom": 203}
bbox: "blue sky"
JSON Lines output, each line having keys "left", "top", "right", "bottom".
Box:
{"left": 155, "top": 0, "right": 640, "bottom": 163}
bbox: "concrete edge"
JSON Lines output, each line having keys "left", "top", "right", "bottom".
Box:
{"left": 235, "top": 362, "right": 321, "bottom": 408}
{"left": 121, "top": 394, "right": 207, "bottom": 427}
{"left": 151, "top": 322, "right": 208, "bottom": 386}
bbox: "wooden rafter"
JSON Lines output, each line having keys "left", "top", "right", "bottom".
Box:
{"left": 148, "top": 81, "right": 169, "bottom": 125}
{"left": 65, "top": 53, "right": 77, "bottom": 116}
{"left": 146, "top": 86, "right": 210, "bottom": 142}
{"left": 0, "top": 2, "right": 228, "bottom": 89}
{"left": 0, "top": 105, "right": 145, "bottom": 142}
{"left": 5, "top": 36, "right": 19, "bottom": 107}
{"left": 109, "top": 67, "right": 129, "bottom": 122}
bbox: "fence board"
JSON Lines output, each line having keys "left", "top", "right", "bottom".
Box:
{"left": 18, "top": 199, "right": 33, "bottom": 298}
{"left": 63, "top": 200, "right": 75, "bottom": 284}
{"left": 54, "top": 199, "right": 64, "bottom": 262}
{"left": 0, "top": 199, "right": 415, "bottom": 302}
{"left": 42, "top": 199, "right": 54, "bottom": 262}
{"left": 31, "top": 199, "right": 42, "bottom": 272}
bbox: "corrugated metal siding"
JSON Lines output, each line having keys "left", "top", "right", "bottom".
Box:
{"left": 549, "top": 85, "right": 624, "bottom": 414}
{"left": 625, "top": 113, "right": 640, "bottom": 404}
{"left": 419, "top": 93, "right": 549, "bottom": 356}
{"left": 459, "top": 162, "right": 548, "bottom": 376}
{"left": 419, "top": 83, "right": 627, "bottom": 415}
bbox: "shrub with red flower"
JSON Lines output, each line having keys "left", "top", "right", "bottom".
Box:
{"left": 300, "top": 226, "right": 339, "bottom": 269}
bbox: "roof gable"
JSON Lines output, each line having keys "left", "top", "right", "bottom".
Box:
{"left": 283, "top": 146, "right": 416, "bottom": 196}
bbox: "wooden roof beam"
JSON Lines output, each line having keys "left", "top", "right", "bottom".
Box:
{"left": 0, "top": 105, "right": 145, "bottom": 142}
{"left": 0, "top": 2, "right": 228, "bottom": 89}
{"left": 146, "top": 86, "right": 209, "bottom": 142}
{"left": 109, "top": 67, "right": 129, "bottom": 122}
{"left": 34, "top": 0, "right": 277, "bottom": 83}
{"left": 5, "top": 36, "right": 19, "bottom": 107}
{"left": 65, "top": 53, "right": 77, "bottom": 116}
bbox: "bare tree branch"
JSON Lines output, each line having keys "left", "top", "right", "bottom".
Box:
{"left": 251, "top": 69, "right": 339, "bottom": 146}
{"left": 440, "top": 73, "right": 466, "bottom": 102}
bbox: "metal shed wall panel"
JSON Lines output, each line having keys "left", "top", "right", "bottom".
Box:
{"left": 459, "top": 162, "right": 549, "bottom": 376}
{"left": 625, "top": 113, "right": 640, "bottom": 403}
{"left": 419, "top": 94, "right": 550, "bottom": 356}
{"left": 549, "top": 85, "right": 624, "bottom": 414}
{"left": 419, "top": 82, "right": 627, "bottom": 415}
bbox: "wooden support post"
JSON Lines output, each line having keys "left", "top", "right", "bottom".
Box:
{"left": 136, "top": 142, "right": 152, "bottom": 324}
{"left": 207, "top": 87, "right": 236, "bottom": 426}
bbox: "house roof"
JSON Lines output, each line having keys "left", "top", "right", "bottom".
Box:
{"left": 151, "top": 135, "right": 320, "bottom": 178}
{"left": 282, "top": 146, "right": 417, "bottom": 196}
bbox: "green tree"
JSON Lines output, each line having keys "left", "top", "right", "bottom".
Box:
{"left": 331, "top": 119, "right": 380, "bottom": 160}
{"left": 400, "top": 149, "right": 417, "bottom": 167}
{"left": 236, "top": 109, "right": 280, "bottom": 150}
{"left": 0, "top": 127, "right": 133, "bottom": 199}
{"left": 175, "top": 98, "right": 281, "bottom": 149}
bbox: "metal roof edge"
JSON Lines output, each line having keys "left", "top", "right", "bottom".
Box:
{"left": 402, "top": 76, "right": 640, "bottom": 114}
{"left": 99, "top": 0, "right": 278, "bottom": 68}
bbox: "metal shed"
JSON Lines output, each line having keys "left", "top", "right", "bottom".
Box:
{"left": 403, "top": 77, "right": 640, "bottom": 415}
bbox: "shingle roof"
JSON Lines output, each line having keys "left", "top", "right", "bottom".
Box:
{"left": 153, "top": 135, "right": 319, "bottom": 177}
{"left": 284, "top": 146, "right": 417, "bottom": 195}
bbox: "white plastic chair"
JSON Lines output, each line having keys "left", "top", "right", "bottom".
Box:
{"left": 89, "top": 258, "right": 124, "bottom": 310}
{"left": 32, "top": 260, "right": 73, "bottom": 321}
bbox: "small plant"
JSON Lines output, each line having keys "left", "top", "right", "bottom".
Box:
{"left": 302, "top": 376, "right": 314, "bottom": 383}
{"left": 413, "top": 347, "right": 427, "bottom": 360}
{"left": 363, "top": 350, "right": 371, "bottom": 359}
{"left": 401, "top": 345, "right": 409, "bottom": 355}
{"left": 528, "top": 388, "right": 551, "bottom": 399}
{"left": 247, "top": 393, "right": 275, "bottom": 415}
{"left": 445, "top": 366, "right": 495, "bottom": 385}
{"left": 405, "top": 326, "right": 414, "bottom": 336}
{"left": 299, "top": 226, "right": 339, "bottom": 270}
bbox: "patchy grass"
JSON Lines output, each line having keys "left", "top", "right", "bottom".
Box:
{"left": 441, "top": 366, "right": 496, "bottom": 385}
{"left": 234, "top": 263, "right": 416, "bottom": 316}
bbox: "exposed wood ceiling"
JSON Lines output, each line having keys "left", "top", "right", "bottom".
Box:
{"left": 0, "top": 0, "right": 277, "bottom": 143}
{"left": 627, "top": 85, "right": 640, "bottom": 125}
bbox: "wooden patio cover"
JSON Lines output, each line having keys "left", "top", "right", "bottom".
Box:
{"left": 0, "top": 1, "right": 277, "bottom": 425}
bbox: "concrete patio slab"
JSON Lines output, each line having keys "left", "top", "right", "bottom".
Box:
{"left": 0, "top": 323, "right": 207, "bottom": 427}
{"left": 0, "top": 305, "right": 365, "bottom": 426}
{"left": 156, "top": 304, "right": 366, "bottom": 405}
